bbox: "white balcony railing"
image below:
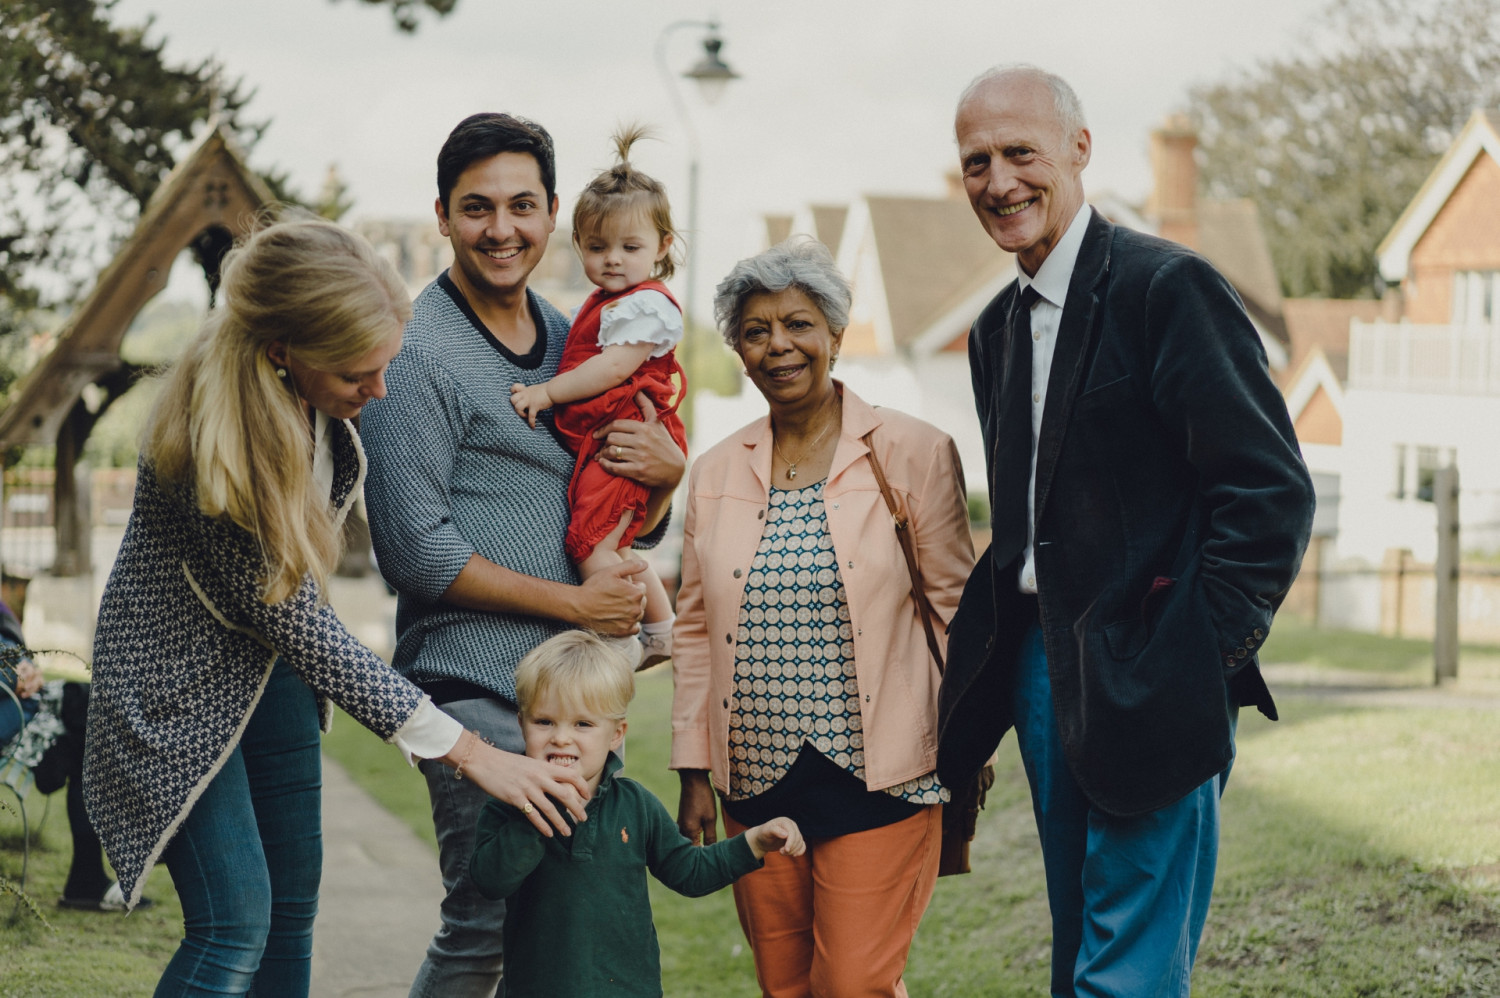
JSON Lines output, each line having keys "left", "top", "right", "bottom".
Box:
{"left": 1349, "top": 321, "right": 1500, "bottom": 395}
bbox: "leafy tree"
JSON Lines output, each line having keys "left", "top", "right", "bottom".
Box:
{"left": 1190, "top": 0, "right": 1500, "bottom": 299}
{"left": 0, "top": 0, "right": 265, "bottom": 315}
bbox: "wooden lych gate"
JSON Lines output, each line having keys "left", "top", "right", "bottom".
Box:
{"left": 0, "top": 124, "right": 274, "bottom": 575}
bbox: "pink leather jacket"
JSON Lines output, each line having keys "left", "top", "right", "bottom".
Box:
{"left": 670, "top": 386, "right": 975, "bottom": 793}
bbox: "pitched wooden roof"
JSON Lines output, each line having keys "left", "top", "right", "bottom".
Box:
{"left": 0, "top": 123, "right": 273, "bottom": 448}
{"left": 1377, "top": 109, "right": 1500, "bottom": 283}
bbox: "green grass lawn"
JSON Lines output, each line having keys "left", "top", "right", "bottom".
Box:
{"left": 1260, "top": 615, "right": 1500, "bottom": 681}
{"left": 5, "top": 643, "right": 1498, "bottom": 996}
{"left": 333, "top": 672, "right": 1500, "bottom": 997}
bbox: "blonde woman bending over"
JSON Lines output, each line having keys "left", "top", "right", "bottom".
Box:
{"left": 82, "top": 216, "right": 590, "bottom": 998}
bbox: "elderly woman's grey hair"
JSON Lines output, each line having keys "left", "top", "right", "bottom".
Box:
{"left": 956, "top": 64, "right": 1088, "bottom": 139}
{"left": 713, "top": 237, "right": 852, "bottom": 347}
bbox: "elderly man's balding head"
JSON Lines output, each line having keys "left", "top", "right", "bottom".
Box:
{"left": 956, "top": 65, "right": 1088, "bottom": 141}
{"left": 954, "top": 65, "right": 1091, "bottom": 275}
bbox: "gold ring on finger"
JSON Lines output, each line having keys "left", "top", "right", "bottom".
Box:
{"left": 523, "top": 802, "right": 535, "bottom": 815}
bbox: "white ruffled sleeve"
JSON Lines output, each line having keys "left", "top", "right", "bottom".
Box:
{"left": 390, "top": 696, "right": 465, "bottom": 765}
{"left": 597, "top": 289, "right": 683, "bottom": 359}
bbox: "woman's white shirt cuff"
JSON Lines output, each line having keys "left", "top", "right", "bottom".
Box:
{"left": 390, "top": 696, "right": 464, "bottom": 765}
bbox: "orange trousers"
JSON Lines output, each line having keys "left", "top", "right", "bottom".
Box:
{"left": 724, "top": 804, "right": 942, "bottom": 998}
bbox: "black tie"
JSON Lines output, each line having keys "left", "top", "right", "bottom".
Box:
{"left": 988, "top": 284, "right": 1040, "bottom": 564}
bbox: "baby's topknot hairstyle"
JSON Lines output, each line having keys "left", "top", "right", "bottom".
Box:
{"left": 572, "top": 124, "right": 680, "bottom": 281}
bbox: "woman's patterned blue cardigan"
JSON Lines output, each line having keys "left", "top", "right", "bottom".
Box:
{"left": 82, "top": 418, "right": 424, "bottom": 908}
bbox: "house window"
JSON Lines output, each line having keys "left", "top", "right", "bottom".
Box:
{"left": 1452, "top": 271, "right": 1500, "bottom": 329}
{"left": 1397, "top": 444, "right": 1457, "bottom": 503}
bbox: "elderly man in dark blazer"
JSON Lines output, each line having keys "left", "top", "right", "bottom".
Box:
{"left": 937, "top": 65, "right": 1314, "bottom": 996}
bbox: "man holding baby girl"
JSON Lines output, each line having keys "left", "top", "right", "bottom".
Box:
{"left": 361, "top": 112, "right": 686, "bottom": 998}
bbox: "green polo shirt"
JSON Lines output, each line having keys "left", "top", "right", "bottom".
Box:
{"left": 471, "top": 753, "right": 762, "bottom": 997}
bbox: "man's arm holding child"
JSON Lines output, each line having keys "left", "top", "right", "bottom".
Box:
{"left": 594, "top": 393, "right": 684, "bottom": 537}
{"left": 365, "top": 348, "right": 651, "bottom": 638}
{"left": 510, "top": 341, "right": 655, "bottom": 427}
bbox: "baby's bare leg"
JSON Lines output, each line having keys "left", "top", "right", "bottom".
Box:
{"left": 576, "top": 510, "right": 635, "bottom": 580}
{"left": 621, "top": 551, "right": 672, "bottom": 624}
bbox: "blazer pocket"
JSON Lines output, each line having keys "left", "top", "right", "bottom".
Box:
{"left": 1074, "top": 375, "right": 1136, "bottom": 412}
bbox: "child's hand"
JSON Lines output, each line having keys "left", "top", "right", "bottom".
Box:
{"left": 510, "top": 382, "right": 553, "bottom": 428}
{"left": 745, "top": 816, "right": 805, "bottom": 860}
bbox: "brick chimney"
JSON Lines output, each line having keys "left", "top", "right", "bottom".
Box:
{"left": 1146, "top": 113, "right": 1199, "bottom": 250}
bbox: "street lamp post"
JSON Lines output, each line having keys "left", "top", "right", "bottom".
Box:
{"left": 655, "top": 20, "right": 739, "bottom": 438}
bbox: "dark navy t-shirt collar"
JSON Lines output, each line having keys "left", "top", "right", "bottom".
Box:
{"left": 437, "top": 269, "right": 549, "bottom": 370}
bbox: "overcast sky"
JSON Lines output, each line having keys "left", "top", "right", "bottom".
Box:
{"left": 115, "top": 0, "right": 1324, "bottom": 315}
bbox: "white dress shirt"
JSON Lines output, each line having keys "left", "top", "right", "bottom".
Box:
{"left": 1016, "top": 203, "right": 1092, "bottom": 595}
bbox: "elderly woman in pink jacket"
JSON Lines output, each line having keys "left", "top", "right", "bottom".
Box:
{"left": 671, "top": 238, "right": 975, "bottom": 997}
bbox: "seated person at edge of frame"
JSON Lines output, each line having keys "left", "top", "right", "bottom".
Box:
{"left": 469, "top": 630, "right": 804, "bottom": 998}
{"left": 0, "top": 584, "right": 147, "bottom": 911}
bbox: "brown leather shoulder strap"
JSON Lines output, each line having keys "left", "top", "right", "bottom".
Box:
{"left": 863, "top": 430, "right": 945, "bottom": 673}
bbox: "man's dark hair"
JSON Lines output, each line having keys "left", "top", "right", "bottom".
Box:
{"left": 436, "top": 113, "right": 557, "bottom": 213}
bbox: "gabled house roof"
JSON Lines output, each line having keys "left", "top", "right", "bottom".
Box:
{"left": 1281, "top": 298, "right": 1385, "bottom": 386}
{"left": 1283, "top": 345, "right": 1346, "bottom": 447}
{"left": 1377, "top": 109, "right": 1500, "bottom": 283}
{"left": 763, "top": 213, "right": 794, "bottom": 248}
{"left": 1196, "top": 199, "right": 1287, "bottom": 345}
{"left": 0, "top": 122, "right": 273, "bottom": 448}
{"left": 858, "top": 195, "right": 1009, "bottom": 350}
{"left": 763, "top": 119, "right": 1289, "bottom": 368}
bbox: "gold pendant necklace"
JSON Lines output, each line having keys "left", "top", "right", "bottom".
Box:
{"left": 771, "top": 411, "right": 839, "bottom": 482}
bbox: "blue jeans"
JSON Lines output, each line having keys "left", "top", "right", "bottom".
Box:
{"left": 408, "top": 696, "right": 524, "bottom": 998}
{"left": 1013, "top": 623, "right": 1232, "bottom": 998}
{"left": 157, "top": 659, "right": 322, "bottom": 998}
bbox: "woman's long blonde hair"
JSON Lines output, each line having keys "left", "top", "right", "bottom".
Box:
{"left": 145, "top": 214, "right": 410, "bottom": 603}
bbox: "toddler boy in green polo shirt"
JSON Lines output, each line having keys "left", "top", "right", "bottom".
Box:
{"left": 470, "top": 630, "right": 803, "bottom": 997}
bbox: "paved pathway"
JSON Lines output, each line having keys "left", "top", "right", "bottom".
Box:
{"left": 311, "top": 755, "right": 443, "bottom": 998}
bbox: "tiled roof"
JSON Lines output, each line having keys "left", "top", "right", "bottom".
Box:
{"left": 865, "top": 195, "right": 1006, "bottom": 347}
{"left": 808, "top": 205, "right": 848, "bottom": 254}
{"left": 1281, "top": 297, "right": 1385, "bottom": 385}
{"left": 764, "top": 214, "right": 793, "bottom": 247}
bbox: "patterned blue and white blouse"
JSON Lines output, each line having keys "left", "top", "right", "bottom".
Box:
{"left": 725, "top": 481, "right": 946, "bottom": 806}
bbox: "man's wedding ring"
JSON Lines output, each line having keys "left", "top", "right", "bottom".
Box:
{"left": 612, "top": 445, "right": 623, "bottom": 459}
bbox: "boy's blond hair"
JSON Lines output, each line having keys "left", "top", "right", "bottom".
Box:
{"left": 514, "top": 631, "right": 635, "bottom": 722}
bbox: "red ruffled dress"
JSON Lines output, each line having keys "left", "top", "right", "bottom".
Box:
{"left": 552, "top": 280, "right": 688, "bottom": 563}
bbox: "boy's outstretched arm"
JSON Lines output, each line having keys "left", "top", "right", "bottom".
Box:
{"left": 744, "top": 817, "right": 806, "bottom": 860}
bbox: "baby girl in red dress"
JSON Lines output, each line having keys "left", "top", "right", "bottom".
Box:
{"left": 511, "top": 127, "right": 687, "bottom": 669}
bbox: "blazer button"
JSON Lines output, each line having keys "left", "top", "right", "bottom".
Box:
{"left": 733, "top": 568, "right": 742, "bottom": 579}
{"left": 1246, "top": 637, "right": 1257, "bottom": 649}
{"left": 725, "top": 633, "right": 732, "bottom": 644}
{"left": 1235, "top": 647, "right": 1247, "bottom": 658}
{"left": 757, "top": 510, "right": 764, "bottom": 520}
{"left": 722, "top": 698, "right": 729, "bottom": 709}
{"left": 1254, "top": 628, "right": 1264, "bottom": 639}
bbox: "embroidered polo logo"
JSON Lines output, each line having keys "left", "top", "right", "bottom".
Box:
{"left": 620, "top": 827, "right": 629, "bottom": 843}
